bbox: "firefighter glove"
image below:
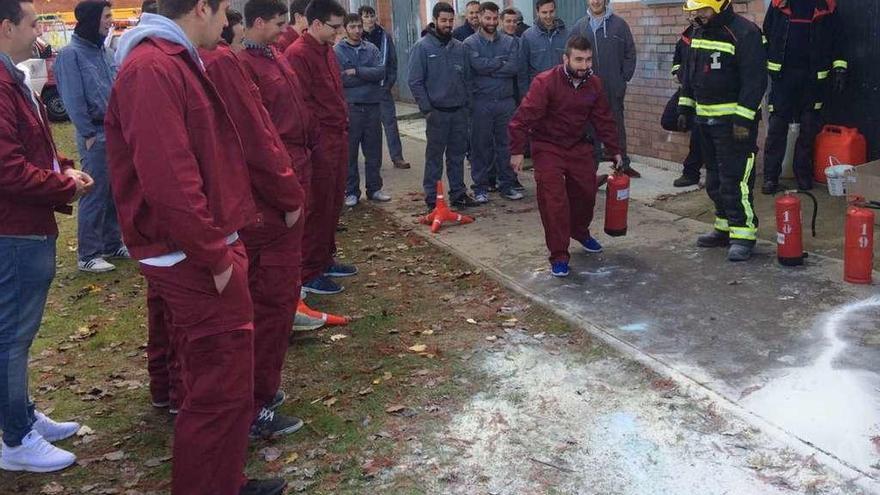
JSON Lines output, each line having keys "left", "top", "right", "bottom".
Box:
{"left": 732, "top": 124, "right": 750, "bottom": 142}
{"left": 833, "top": 69, "right": 847, "bottom": 94}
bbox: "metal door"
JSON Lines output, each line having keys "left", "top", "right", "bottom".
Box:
{"left": 553, "top": 0, "right": 585, "bottom": 30}
{"left": 392, "top": 0, "right": 422, "bottom": 100}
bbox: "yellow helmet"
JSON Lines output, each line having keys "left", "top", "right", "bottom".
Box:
{"left": 682, "top": 0, "right": 728, "bottom": 13}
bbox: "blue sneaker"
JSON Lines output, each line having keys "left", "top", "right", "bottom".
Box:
{"left": 302, "top": 276, "right": 343, "bottom": 295}
{"left": 580, "top": 236, "right": 603, "bottom": 253}
{"left": 324, "top": 262, "right": 358, "bottom": 278}
{"left": 551, "top": 261, "right": 570, "bottom": 278}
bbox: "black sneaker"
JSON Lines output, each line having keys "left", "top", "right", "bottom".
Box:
{"left": 240, "top": 478, "right": 287, "bottom": 495}
{"left": 452, "top": 195, "right": 480, "bottom": 208}
{"left": 512, "top": 179, "right": 526, "bottom": 192}
{"left": 697, "top": 231, "right": 730, "bottom": 248}
{"left": 673, "top": 175, "right": 700, "bottom": 187}
{"left": 267, "top": 390, "right": 286, "bottom": 411}
{"left": 761, "top": 180, "right": 779, "bottom": 195}
{"left": 250, "top": 408, "right": 304, "bottom": 439}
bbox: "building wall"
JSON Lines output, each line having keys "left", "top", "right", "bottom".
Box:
{"left": 613, "top": 0, "right": 766, "bottom": 168}
{"left": 36, "top": 0, "right": 142, "bottom": 13}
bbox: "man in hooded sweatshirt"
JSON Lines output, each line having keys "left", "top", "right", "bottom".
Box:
{"left": 106, "top": 3, "right": 285, "bottom": 494}
{"left": 55, "top": 0, "right": 127, "bottom": 274}
{"left": 570, "top": 0, "right": 639, "bottom": 178}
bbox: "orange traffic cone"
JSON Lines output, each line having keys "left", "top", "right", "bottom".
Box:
{"left": 420, "top": 181, "right": 475, "bottom": 233}
{"left": 297, "top": 300, "right": 350, "bottom": 326}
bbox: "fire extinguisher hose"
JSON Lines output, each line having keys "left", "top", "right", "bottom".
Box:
{"left": 797, "top": 191, "right": 818, "bottom": 238}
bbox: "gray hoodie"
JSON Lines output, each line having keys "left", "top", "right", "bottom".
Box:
{"left": 114, "top": 13, "right": 202, "bottom": 68}
{"left": 570, "top": 7, "right": 636, "bottom": 99}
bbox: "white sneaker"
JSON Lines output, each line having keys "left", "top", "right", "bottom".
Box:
{"left": 104, "top": 245, "right": 130, "bottom": 259}
{"left": 369, "top": 190, "right": 392, "bottom": 202}
{"left": 0, "top": 430, "right": 76, "bottom": 473}
{"left": 32, "top": 411, "right": 79, "bottom": 443}
{"left": 344, "top": 195, "right": 359, "bottom": 207}
{"left": 78, "top": 257, "right": 116, "bottom": 273}
{"left": 293, "top": 312, "right": 325, "bottom": 332}
{"left": 474, "top": 193, "right": 490, "bottom": 204}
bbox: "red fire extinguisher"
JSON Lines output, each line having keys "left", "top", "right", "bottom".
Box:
{"left": 775, "top": 191, "right": 817, "bottom": 266}
{"left": 604, "top": 171, "right": 630, "bottom": 237}
{"left": 844, "top": 203, "right": 875, "bottom": 284}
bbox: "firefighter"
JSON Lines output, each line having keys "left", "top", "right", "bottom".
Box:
{"left": 677, "top": 0, "right": 767, "bottom": 262}
{"left": 761, "top": 0, "right": 847, "bottom": 194}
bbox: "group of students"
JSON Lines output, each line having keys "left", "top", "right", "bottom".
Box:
{"left": 407, "top": 0, "right": 640, "bottom": 211}
{"left": 0, "top": 0, "right": 397, "bottom": 492}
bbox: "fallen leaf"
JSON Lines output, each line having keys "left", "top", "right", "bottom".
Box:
{"left": 260, "top": 446, "right": 282, "bottom": 462}
{"left": 385, "top": 404, "right": 405, "bottom": 414}
{"left": 358, "top": 387, "right": 374, "bottom": 396}
{"left": 486, "top": 336, "right": 498, "bottom": 342}
{"left": 41, "top": 482, "right": 65, "bottom": 494}
{"left": 466, "top": 318, "right": 477, "bottom": 324}
{"left": 103, "top": 450, "right": 125, "bottom": 461}
{"left": 408, "top": 344, "right": 427, "bottom": 353}
{"left": 421, "top": 329, "right": 434, "bottom": 336}
{"left": 323, "top": 397, "right": 338, "bottom": 407}
{"left": 383, "top": 371, "right": 392, "bottom": 380}
{"left": 77, "top": 425, "right": 95, "bottom": 436}
{"left": 144, "top": 455, "right": 172, "bottom": 468}
{"left": 330, "top": 334, "right": 347, "bottom": 342}
{"left": 283, "top": 453, "right": 299, "bottom": 464}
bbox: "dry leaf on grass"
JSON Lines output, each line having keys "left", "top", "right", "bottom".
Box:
{"left": 260, "top": 447, "right": 282, "bottom": 462}
{"left": 466, "top": 318, "right": 477, "bottom": 324}
{"left": 330, "top": 334, "right": 347, "bottom": 342}
{"left": 408, "top": 344, "right": 427, "bottom": 353}
{"left": 323, "top": 397, "right": 338, "bottom": 407}
{"left": 40, "top": 482, "right": 65, "bottom": 495}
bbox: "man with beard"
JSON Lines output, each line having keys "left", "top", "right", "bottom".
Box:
{"left": 463, "top": 1, "right": 526, "bottom": 203}
{"left": 55, "top": 0, "right": 126, "bottom": 274}
{"left": 453, "top": 0, "right": 480, "bottom": 41}
{"left": 359, "top": 5, "right": 410, "bottom": 170}
{"left": 509, "top": 35, "right": 622, "bottom": 278}
{"left": 408, "top": 2, "right": 478, "bottom": 210}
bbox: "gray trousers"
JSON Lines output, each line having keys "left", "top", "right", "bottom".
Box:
{"left": 346, "top": 103, "right": 383, "bottom": 199}
{"left": 424, "top": 107, "right": 468, "bottom": 206}
{"left": 76, "top": 132, "right": 123, "bottom": 261}
{"left": 470, "top": 97, "right": 516, "bottom": 195}
{"left": 380, "top": 91, "right": 404, "bottom": 162}
{"left": 591, "top": 92, "right": 631, "bottom": 167}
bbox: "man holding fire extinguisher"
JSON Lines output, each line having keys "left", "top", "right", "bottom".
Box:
{"left": 509, "top": 35, "right": 622, "bottom": 278}
{"left": 677, "top": 0, "right": 767, "bottom": 262}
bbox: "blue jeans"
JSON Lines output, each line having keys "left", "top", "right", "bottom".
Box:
{"left": 76, "top": 133, "right": 122, "bottom": 262}
{"left": 470, "top": 97, "right": 516, "bottom": 195}
{"left": 379, "top": 91, "right": 404, "bottom": 162}
{"left": 0, "top": 236, "right": 55, "bottom": 447}
{"left": 346, "top": 103, "right": 384, "bottom": 199}
{"left": 424, "top": 107, "right": 468, "bottom": 206}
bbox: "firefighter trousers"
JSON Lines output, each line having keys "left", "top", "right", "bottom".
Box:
{"left": 763, "top": 69, "right": 821, "bottom": 186}
{"left": 698, "top": 122, "right": 759, "bottom": 244}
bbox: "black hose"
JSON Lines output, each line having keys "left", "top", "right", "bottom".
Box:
{"left": 796, "top": 190, "right": 818, "bottom": 237}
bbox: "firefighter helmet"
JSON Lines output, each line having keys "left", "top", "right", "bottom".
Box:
{"left": 682, "top": 0, "right": 729, "bottom": 13}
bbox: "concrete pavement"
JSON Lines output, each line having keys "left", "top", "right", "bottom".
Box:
{"left": 368, "top": 108, "right": 880, "bottom": 492}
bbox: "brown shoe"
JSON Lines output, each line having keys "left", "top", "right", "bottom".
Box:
{"left": 393, "top": 159, "right": 411, "bottom": 169}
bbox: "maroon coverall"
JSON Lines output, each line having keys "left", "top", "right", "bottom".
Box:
{"left": 285, "top": 32, "right": 349, "bottom": 283}
{"left": 106, "top": 37, "right": 257, "bottom": 495}
{"left": 509, "top": 65, "right": 620, "bottom": 264}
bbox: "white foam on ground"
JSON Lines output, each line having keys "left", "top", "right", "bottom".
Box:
{"left": 743, "top": 297, "right": 880, "bottom": 473}
{"left": 407, "top": 343, "right": 859, "bottom": 494}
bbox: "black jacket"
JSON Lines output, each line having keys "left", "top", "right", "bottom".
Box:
{"left": 763, "top": 0, "right": 846, "bottom": 80}
{"left": 678, "top": 7, "right": 767, "bottom": 128}
{"left": 363, "top": 24, "right": 398, "bottom": 89}
{"left": 671, "top": 25, "right": 694, "bottom": 84}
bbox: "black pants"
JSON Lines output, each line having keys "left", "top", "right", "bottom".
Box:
{"left": 763, "top": 69, "right": 821, "bottom": 186}
{"left": 699, "top": 122, "right": 759, "bottom": 245}
{"left": 682, "top": 129, "right": 703, "bottom": 179}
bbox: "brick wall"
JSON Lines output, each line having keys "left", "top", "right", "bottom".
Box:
{"left": 613, "top": 0, "right": 767, "bottom": 169}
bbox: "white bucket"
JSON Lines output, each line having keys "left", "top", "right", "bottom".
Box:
{"left": 825, "top": 157, "right": 856, "bottom": 196}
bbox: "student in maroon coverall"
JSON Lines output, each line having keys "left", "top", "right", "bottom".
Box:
{"left": 201, "top": 23, "right": 306, "bottom": 441}
{"left": 509, "top": 35, "right": 621, "bottom": 278}
{"left": 285, "top": 0, "right": 358, "bottom": 296}
{"left": 106, "top": 4, "right": 284, "bottom": 495}
{"left": 273, "top": 0, "right": 308, "bottom": 52}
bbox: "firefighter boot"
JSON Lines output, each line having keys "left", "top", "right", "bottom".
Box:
{"left": 697, "top": 230, "right": 730, "bottom": 248}
{"left": 727, "top": 242, "right": 753, "bottom": 262}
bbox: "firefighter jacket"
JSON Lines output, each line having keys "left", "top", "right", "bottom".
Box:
{"left": 763, "top": 0, "right": 847, "bottom": 81}
{"left": 677, "top": 6, "right": 767, "bottom": 128}
{"left": 671, "top": 25, "right": 694, "bottom": 84}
